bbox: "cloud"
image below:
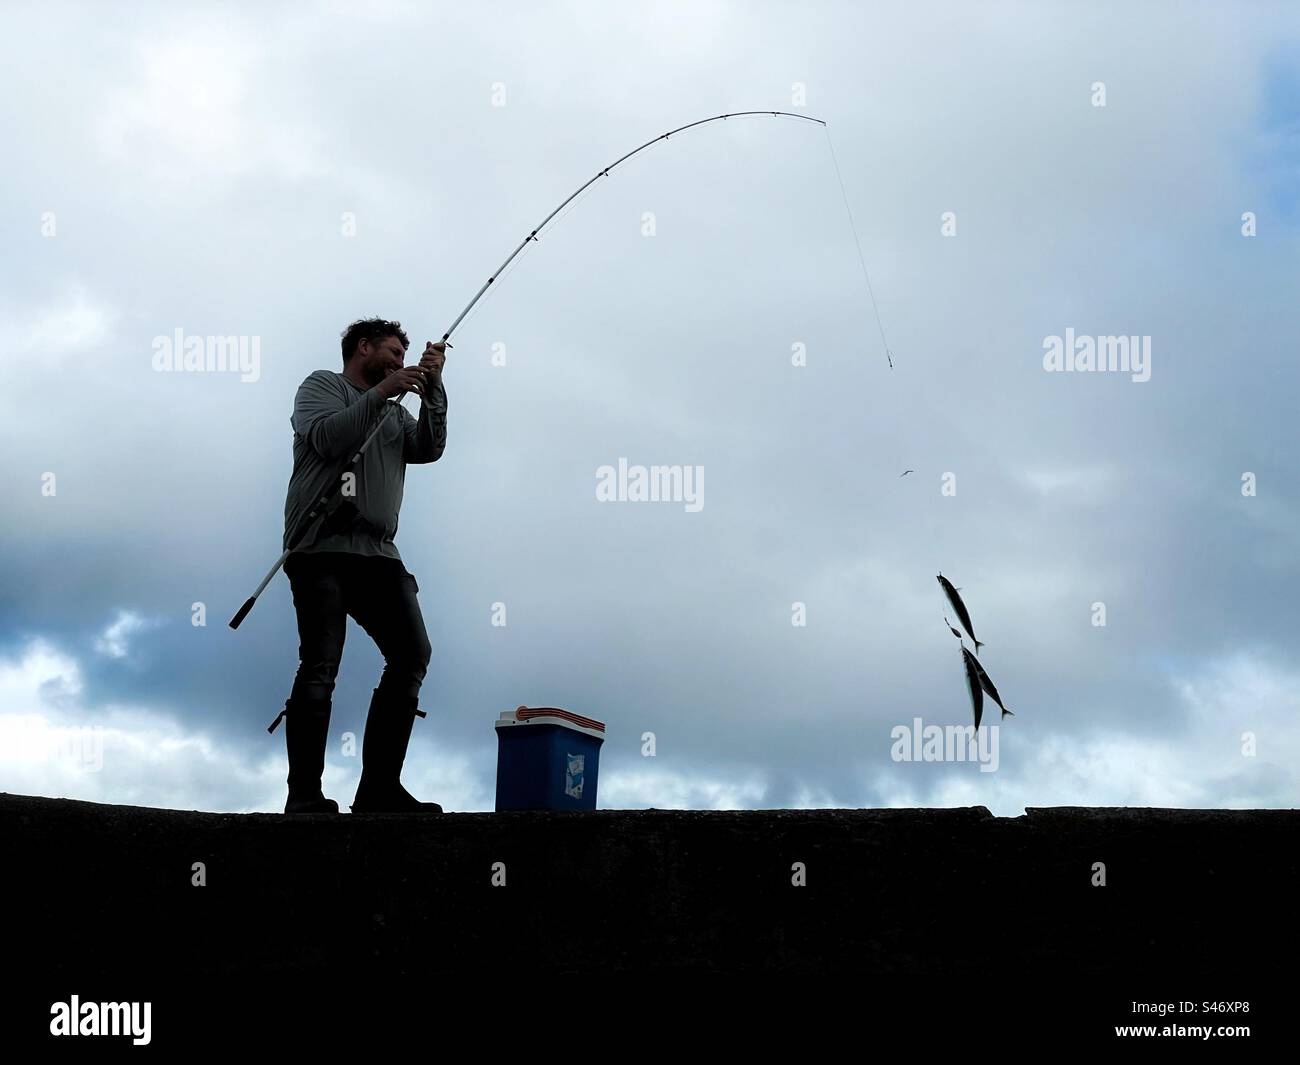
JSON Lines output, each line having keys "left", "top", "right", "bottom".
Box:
{"left": 0, "top": 637, "right": 485, "bottom": 812}
{"left": 19, "top": 284, "right": 117, "bottom": 352}
{"left": 875, "top": 652, "right": 1300, "bottom": 815}
{"left": 1, "top": 3, "right": 1297, "bottom": 816}
{"left": 1016, "top": 466, "right": 1114, "bottom": 499}
{"left": 93, "top": 610, "right": 156, "bottom": 660}
{"left": 600, "top": 765, "right": 768, "bottom": 810}
{"left": 95, "top": 24, "right": 324, "bottom": 194}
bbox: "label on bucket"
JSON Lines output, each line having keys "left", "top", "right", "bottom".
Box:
{"left": 565, "top": 753, "right": 585, "bottom": 799}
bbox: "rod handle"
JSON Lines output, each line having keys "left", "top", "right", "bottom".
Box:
{"left": 229, "top": 596, "right": 257, "bottom": 630}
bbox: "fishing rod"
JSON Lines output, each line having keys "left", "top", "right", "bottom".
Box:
{"left": 230, "top": 109, "right": 850, "bottom": 630}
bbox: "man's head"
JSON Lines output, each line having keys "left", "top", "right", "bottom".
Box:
{"left": 341, "top": 318, "right": 410, "bottom": 386}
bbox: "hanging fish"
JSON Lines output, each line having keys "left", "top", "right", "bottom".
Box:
{"left": 966, "top": 646, "right": 1014, "bottom": 719}
{"left": 937, "top": 574, "right": 984, "bottom": 652}
{"left": 942, "top": 615, "right": 964, "bottom": 640}
{"left": 960, "top": 646, "right": 984, "bottom": 730}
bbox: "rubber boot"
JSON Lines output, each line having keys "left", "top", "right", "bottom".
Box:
{"left": 350, "top": 688, "right": 443, "bottom": 813}
{"left": 267, "top": 698, "right": 340, "bottom": 814}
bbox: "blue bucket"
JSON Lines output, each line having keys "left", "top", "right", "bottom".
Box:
{"left": 494, "top": 706, "right": 606, "bottom": 811}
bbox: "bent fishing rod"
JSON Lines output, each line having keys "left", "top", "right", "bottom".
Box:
{"left": 231, "top": 109, "right": 857, "bottom": 630}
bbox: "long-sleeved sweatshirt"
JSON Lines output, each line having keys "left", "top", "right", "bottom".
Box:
{"left": 282, "top": 368, "right": 447, "bottom": 561}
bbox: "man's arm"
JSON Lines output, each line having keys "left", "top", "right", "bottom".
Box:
{"left": 294, "top": 372, "right": 387, "bottom": 462}
{"left": 403, "top": 341, "right": 449, "bottom": 464}
{"left": 403, "top": 376, "right": 447, "bottom": 464}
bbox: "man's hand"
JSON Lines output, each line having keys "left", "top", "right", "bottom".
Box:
{"left": 374, "top": 367, "right": 430, "bottom": 401}
{"left": 418, "top": 340, "right": 447, "bottom": 380}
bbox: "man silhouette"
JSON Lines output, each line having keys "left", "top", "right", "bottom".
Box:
{"left": 267, "top": 318, "right": 448, "bottom": 814}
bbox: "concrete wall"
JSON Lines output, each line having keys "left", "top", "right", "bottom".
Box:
{"left": 4, "top": 794, "right": 1294, "bottom": 981}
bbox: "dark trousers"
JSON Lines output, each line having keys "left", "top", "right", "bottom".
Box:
{"left": 285, "top": 551, "right": 432, "bottom": 707}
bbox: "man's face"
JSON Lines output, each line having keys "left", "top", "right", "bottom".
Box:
{"left": 357, "top": 335, "right": 407, "bottom": 385}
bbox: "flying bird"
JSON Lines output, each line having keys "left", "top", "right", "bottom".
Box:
{"left": 936, "top": 574, "right": 984, "bottom": 652}
{"left": 966, "top": 646, "right": 1014, "bottom": 719}
{"left": 900, "top": 469, "right": 914, "bottom": 477}
{"left": 960, "top": 646, "right": 984, "bottom": 730}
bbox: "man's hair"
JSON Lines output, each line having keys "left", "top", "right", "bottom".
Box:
{"left": 341, "top": 318, "right": 410, "bottom": 365}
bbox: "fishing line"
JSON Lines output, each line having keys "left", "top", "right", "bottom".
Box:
{"left": 824, "top": 125, "right": 893, "bottom": 369}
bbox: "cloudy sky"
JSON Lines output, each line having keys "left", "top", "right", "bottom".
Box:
{"left": 1, "top": 0, "right": 1296, "bottom": 815}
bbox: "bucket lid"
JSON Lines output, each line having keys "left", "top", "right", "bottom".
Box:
{"left": 496, "top": 705, "right": 605, "bottom": 738}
